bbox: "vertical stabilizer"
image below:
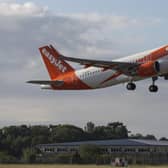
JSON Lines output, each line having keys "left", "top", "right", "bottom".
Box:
{"left": 39, "top": 45, "right": 74, "bottom": 80}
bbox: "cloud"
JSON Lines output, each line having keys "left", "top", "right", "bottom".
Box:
{"left": 60, "top": 13, "right": 137, "bottom": 29}
{"left": 0, "top": 1, "right": 167, "bottom": 138}
{"left": 0, "top": 2, "right": 48, "bottom": 16}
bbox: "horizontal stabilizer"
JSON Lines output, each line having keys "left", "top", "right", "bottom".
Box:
{"left": 27, "top": 80, "right": 64, "bottom": 86}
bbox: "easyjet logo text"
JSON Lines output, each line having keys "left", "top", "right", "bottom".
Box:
{"left": 42, "top": 48, "right": 67, "bottom": 73}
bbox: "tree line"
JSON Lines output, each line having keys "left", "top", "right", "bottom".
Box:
{"left": 0, "top": 121, "right": 166, "bottom": 163}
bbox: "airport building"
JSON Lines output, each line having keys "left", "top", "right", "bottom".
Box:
{"left": 37, "top": 139, "right": 168, "bottom": 164}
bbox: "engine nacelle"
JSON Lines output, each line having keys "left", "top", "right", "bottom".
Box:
{"left": 155, "top": 60, "right": 168, "bottom": 75}
{"left": 137, "top": 61, "right": 157, "bottom": 77}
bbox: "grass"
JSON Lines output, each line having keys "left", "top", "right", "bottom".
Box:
{"left": 0, "top": 165, "right": 168, "bottom": 168}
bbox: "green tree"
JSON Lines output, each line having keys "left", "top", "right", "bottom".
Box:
{"left": 50, "top": 124, "right": 86, "bottom": 142}
{"left": 84, "top": 122, "right": 95, "bottom": 133}
{"left": 130, "top": 133, "right": 156, "bottom": 140}
{"left": 30, "top": 125, "right": 49, "bottom": 137}
{"left": 130, "top": 133, "right": 144, "bottom": 139}
{"left": 93, "top": 122, "right": 128, "bottom": 140}
{"left": 22, "top": 148, "right": 36, "bottom": 163}
{"left": 108, "top": 121, "right": 123, "bottom": 128}
{"left": 79, "top": 144, "right": 100, "bottom": 163}
{"left": 160, "top": 137, "right": 168, "bottom": 141}
{"left": 0, "top": 152, "right": 17, "bottom": 163}
{"left": 144, "top": 134, "right": 156, "bottom": 140}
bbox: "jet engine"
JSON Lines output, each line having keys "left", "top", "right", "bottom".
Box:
{"left": 137, "top": 61, "right": 157, "bottom": 77}
{"left": 154, "top": 59, "right": 168, "bottom": 75}
{"left": 137, "top": 60, "right": 168, "bottom": 77}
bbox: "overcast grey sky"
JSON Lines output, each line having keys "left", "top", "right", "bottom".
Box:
{"left": 0, "top": 0, "right": 168, "bottom": 138}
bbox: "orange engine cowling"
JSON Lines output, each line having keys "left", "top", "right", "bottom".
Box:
{"left": 137, "top": 61, "right": 157, "bottom": 77}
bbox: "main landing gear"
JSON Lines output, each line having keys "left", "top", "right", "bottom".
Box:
{"left": 126, "top": 77, "right": 158, "bottom": 92}
{"left": 148, "top": 77, "right": 158, "bottom": 92}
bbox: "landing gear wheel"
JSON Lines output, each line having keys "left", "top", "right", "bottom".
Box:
{"left": 149, "top": 77, "right": 158, "bottom": 92}
{"left": 149, "top": 85, "right": 158, "bottom": 92}
{"left": 126, "top": 83, "right": 136, "bottom": 91}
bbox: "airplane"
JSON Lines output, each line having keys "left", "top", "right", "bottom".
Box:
{"left": 27, "top": 44, "right": 168, "bottom": 92}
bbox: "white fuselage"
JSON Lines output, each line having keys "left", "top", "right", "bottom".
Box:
{"left": 75, "top": 47, "right": 160, "bottom": 89}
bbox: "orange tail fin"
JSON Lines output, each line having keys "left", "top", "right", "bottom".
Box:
{"left": 39, "top": 45, "right": 74, "bottom": 80}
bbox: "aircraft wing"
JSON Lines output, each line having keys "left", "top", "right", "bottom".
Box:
{"left": 27, "top": 80, "right": 64, "bottom": 86}
{"left": 59, "top": 54, "right": 140, "bottom": 76}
